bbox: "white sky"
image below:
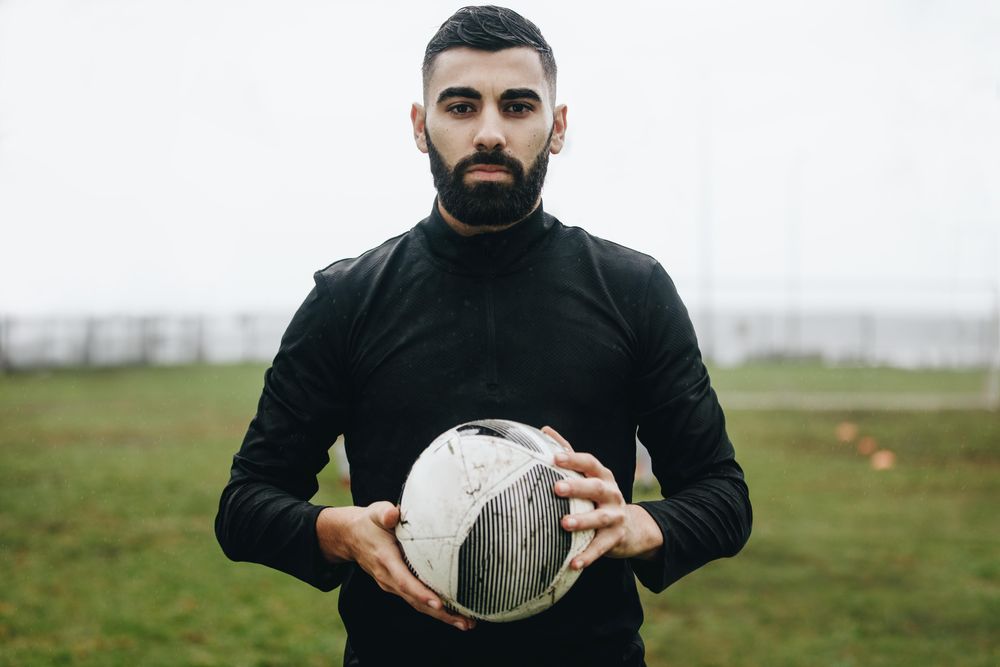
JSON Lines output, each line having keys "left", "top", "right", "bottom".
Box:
{"left": 1, "top": 0, "right": 998, "bottom": 316}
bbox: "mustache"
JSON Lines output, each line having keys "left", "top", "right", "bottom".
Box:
{"left": 453, "top": 150, "right": 525, "bottom": 180}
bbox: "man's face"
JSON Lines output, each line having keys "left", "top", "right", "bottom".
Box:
{"left": 411, "top": 47, "right": 567, "bottom": 228}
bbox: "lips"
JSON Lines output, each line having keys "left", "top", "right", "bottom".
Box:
{"left": 466, "top": 165, "right": 509, "bottom": 174}
{"left": 449, "top": 149, "right": 525, "bottom": 185}
{"left": 464, "top": 164, "right": 512, "bottom": 183}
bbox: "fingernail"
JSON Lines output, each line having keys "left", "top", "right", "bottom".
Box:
{"left": 565, "top": 517, "right": 577, "bottom": 528}
{"left": 427, "top": 599, "right": 440, "bottom": 609}
{"left": 554, "top": 481, "right": 568, "bottom": 494}
{"left": 454, "top": 621, "right": 467, "bottom": 631}
{"left": 573, "top": 559, "right": 583, "bottom": 570}
{"left": 554, "top": 453, "right": 567, "bottom": 464}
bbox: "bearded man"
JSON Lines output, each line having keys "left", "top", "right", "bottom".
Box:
{"left": 215, "top": 6, "right": 751, "bottom": 667}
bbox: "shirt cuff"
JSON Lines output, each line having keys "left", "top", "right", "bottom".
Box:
{"left": 306, "top": 504, "right": 349, "bottom": 591}
{"left": 629, "top": 500, "right": 672, "bottom": 593}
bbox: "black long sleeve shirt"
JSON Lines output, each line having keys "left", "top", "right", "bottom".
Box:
{"left": 215, "top": 202, "right": 751, "bottom": 666}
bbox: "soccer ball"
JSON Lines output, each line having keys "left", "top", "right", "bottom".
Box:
{"left": 396, "top": 419, "right": 595, "bottom": 622}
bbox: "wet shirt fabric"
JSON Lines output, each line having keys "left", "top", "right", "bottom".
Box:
{"left": 215, "top": 202, "right": 752, "bottom": 667}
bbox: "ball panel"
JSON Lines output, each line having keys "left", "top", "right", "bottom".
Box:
{"left": 398, "top": 433, "right": 535, "bottom": 540}
{"left": 456, "top": 464, "right": 570, "bottom": 618}
{"left": 397, "top": 536, "right": 456, "bottom": 599}
{"left": 396, "top": 419, "right": 597, "bottom": 622}
{"left": 457, "top": 419, "right": 546, "bottom": 455}
{"left": 396, "top": 435, "right": 472, "bottom": 540}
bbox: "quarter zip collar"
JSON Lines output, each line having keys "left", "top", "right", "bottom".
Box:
{"left": 416, "top": 198, "right": 555, "bottom": 276}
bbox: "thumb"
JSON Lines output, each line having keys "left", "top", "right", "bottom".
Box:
{"left": 368, "top": 501, "right": 400, "bottom": 530}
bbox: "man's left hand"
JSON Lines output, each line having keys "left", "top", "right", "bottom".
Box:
{"left": 542, "top": 426, "right": 663, "bottom": 570}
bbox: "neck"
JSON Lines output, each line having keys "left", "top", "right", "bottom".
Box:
{"left": 436, "top": 198, "right": 541, "bottom": 237}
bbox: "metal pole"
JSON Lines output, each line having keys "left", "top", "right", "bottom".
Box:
{"left": 697, "top": 73, "right": 715, "bottom": 362}
{"left": 0, "top": 316, "right": 8, "bottom": 373}
{"left": 986, "top": 285, "right": 1000, "bottom": 410}
{"left": 786, "top": 153, "right": 803, "bottom": 358}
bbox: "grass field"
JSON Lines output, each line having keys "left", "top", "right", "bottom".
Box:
{"left": 1, "top": 364, "right": 997, "bottom": 666}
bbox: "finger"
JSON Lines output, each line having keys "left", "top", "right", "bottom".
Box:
{"left": 358, "top": 504, "right": 476, "bottom": 630}
{"left": 552, "top": 450, "right": 616, "bottom": 482}
{"left": 541, "top": 425, "right": 574, "bottom": 452}
{"left": 380, "top": 552, "right": 477, "bottom": 630}
{"left": 553, "top": 477, "right": 612, "bottom": 502}
{"left": 561, "top": 506, "right": 622, "bottom": 533}
{"left": 411, "top": 594, "right": 477, "bottom": 630}
{"left": 569, "top": 529, "right": 623, "bottom": 570}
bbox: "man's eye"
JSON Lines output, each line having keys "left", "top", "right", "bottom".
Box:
{"left": 505, "top": 103, "right": 533, "bottom": 114}
{"left": 448, "top": 103, "right": 475, "bottom": 115}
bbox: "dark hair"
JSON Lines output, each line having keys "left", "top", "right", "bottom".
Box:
{"left": 423, "top": 6, "right": 557, "bottom": 99}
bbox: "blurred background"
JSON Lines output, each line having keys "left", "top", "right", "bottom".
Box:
{"left": 1, "top": 1, "right": 997, "bottom": 665}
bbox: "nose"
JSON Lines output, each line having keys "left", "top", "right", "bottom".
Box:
{"left": 472, "top": 107, "right": 506, "bottom": 152}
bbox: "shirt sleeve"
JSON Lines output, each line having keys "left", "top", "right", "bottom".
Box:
{"left": 214, "top": 273, "right": 351, "bottom": 591}
{"left": 628, "top": 262, "right": 752, "bottom": 593}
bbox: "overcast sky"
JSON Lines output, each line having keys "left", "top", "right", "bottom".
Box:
{"left": 1, "top": 0, "right": 998, "bottom": 316}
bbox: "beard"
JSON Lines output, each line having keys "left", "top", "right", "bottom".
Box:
{"left": 426, "top": 127, "right": 552, "bottom": 228}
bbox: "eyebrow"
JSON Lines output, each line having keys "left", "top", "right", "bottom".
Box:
{"left": 437, "top": 87, "right": 482, "bottom": 104}
{"left": 499, "top": 88, "right": 542, "bottom": 103}
{"left": 435, "top": 86, "right": 543, "bottom": 105}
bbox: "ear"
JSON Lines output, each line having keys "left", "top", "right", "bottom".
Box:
{"left": 411, "top": 103, "right": 428, "bottom": 154}
{"left": 549, "top": 104, "right": 568, "bottom": 155}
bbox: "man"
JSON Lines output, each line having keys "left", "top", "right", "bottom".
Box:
{"left": 216, "top": 6, "right": 751, "bottom": 666}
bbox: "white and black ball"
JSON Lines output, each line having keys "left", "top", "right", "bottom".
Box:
{"left": 395, "top": 419, "right": 594, "bottom": 622}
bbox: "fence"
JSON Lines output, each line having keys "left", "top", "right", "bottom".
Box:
{"left": 0, "top": 314, "right": 290, "bottom": 370}
{"left": 694, "top": 310, "right": 999, "bottom": 368}
{"left": 1, "top": 310, "right": 997, "bottom": 371}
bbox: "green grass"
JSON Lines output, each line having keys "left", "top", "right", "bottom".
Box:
{"left": 0, "top": 366, "right": 351, "bottom": 667}
{"left": 1, "top": 364, "right": 997, "bottom": 666}
{"left": 709, "top": 362, "right": 991, "bottom": 395}
{"left": 636, "top": 408, "right": 999, "bottom": 667}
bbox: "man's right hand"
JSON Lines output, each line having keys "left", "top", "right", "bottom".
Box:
{"left": 316, "top": 502, "right": 476, "bottom": 631}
